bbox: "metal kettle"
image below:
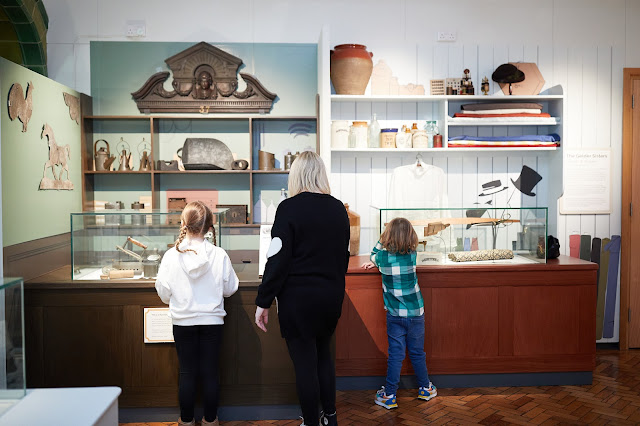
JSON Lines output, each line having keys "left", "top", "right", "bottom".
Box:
{"left": 116, "top": 137, "right": 133, "bottom": 171}
{"left": 94, "top": 139, "right": 115, "bottom": 171}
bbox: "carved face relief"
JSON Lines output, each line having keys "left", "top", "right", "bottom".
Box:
{"left": 198, "top": 71, "right": 213, "bottom": 90}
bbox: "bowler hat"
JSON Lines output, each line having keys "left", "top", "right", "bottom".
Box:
{"left": 492, "top": 64, "right": 525, "bottom": 84}
{"left": 511, "top": 165, "right": 542, "bottom": 196}
{"left": 479, "top": 180, "right": 507, "bottom": 197}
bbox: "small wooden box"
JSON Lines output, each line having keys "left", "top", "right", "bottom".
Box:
{"left": 430, "top": 79, "right": 445, "bottom": 95}
{"left": 216, "top": 204, "right": 248, "bottom": 224}
{"left": 168, "top": 197, "right": 187, "bottom": 225}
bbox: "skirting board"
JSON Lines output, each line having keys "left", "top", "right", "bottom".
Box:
{"left": 337, "top": 372, "right": 593, "bottom": 390}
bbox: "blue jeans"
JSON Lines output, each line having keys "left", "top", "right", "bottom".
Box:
{"left": 385, "top": 312, "right": 430, "bottom": 396}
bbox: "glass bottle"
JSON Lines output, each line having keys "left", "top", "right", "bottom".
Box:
{"left": 426, "top": 121, "right": 436, "bottom": 148}
{"left": 368, "top": 113, "right": 381, "bottom": 148}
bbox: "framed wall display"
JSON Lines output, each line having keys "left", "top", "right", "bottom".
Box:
{"left": 143, "top": 308, "right": 174, "bottom": 343}
{"left": 560, "top": 148, "right": 612, "bottom": 214}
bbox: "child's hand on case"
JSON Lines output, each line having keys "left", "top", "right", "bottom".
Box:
{"left": 361, "top": 262, "right": 376, "bottom": 269}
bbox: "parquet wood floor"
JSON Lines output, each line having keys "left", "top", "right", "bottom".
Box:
{"left": 120, "top": 349, "right": 640, "bottom": 425}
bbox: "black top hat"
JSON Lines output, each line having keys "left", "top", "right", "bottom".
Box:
{"left": 492, "top": 64, "right": 525, "bottom": 84}
{"left": 511, "top": 165, "right": 543, "bottom": 196}
{"left": 479, "top": 179, "right": 507, "bottom": 197}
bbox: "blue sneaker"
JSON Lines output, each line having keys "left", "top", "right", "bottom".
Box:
{"left": 418, "top": 382, "right": 437, "bottom": 401}
{"left": 375, "top": 387, "right": 398, "bottom": 409}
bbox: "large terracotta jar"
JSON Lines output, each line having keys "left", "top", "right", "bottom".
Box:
{"left": 330, "top": 44, "right": 373, "bottom": 95}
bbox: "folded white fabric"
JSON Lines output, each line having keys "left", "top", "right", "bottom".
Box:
{"left": 448, "top": 249, "right": 514, "bottom": 262}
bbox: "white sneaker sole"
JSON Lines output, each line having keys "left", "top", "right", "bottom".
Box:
{"left": 374, "top": 399, "right": 398, "bottom": 409}
{"left": 418, "top": 391, "right": 437, "bottom": 401}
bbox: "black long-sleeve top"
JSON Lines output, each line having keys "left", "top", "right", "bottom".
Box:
{"left": 255, "top": 192, "right": 350, "bottom": 339}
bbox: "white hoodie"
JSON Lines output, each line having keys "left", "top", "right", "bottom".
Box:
{"left": 155, "top": 239, "right": 239, "bottom": 326}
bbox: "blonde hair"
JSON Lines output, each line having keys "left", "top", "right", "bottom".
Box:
{"left": 287, "top": 151, "right": 331, "bottom": 197}
{"left": 380, "top": 217, "right": 418, "bottom": 254}
{"left": 174, "top": 201, "right": 216, "bottom": 254}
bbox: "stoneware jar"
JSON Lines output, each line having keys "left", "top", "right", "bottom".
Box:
{"left": 331, "top": 120, "right": 350, "bottom": 149}
{"left": 349, "top": 121, "right": 368, "bottom": 148}
{"left": 330, "top": 44, "right": 374, "bottom": 95}
{"left": 413, "top": 130, "right": 429, "bottom": 148}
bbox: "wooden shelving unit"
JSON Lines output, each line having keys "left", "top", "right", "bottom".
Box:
{"left": 81, "top": 113, "right": 317, "bottom": 224}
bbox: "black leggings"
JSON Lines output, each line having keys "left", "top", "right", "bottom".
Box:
{"left": 173, "top": 324, "right": 223, "bottom": 423}
{"left": 285, "top": 334, "right": 336, "bottom": 426}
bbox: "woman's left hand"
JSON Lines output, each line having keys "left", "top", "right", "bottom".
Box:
{"left": 255, "top": 306, "right": 269, "bottom": 332}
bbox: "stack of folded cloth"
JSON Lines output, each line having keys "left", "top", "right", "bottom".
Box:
{"left": 450, "top": 102, "right": 557, "bottom": 123}
{"left": 447, "top": 133, "right": 561, "bottom": 148}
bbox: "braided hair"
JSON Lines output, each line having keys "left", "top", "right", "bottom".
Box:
{"left": 174, "top": 201, "right": 216, "bottom": 254}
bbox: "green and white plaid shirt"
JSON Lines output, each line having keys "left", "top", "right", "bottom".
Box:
{"left": 371, "top": 241, "right": 424, "bottom": 317}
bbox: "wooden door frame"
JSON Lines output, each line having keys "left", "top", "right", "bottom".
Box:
{"left": 621, "top": 68, "right": 640, "bottom": 350}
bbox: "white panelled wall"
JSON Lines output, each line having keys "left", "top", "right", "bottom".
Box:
{"left": 43, "top": 0, "right": 638, "bottom": 343}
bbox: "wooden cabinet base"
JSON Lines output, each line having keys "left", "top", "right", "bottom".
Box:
{"left": 336, "top": 255, "right": 598, "bottom": 378}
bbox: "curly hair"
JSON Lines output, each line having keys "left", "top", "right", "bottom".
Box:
{"left": 380, "top": 217, "right": 418, "bottom": 254}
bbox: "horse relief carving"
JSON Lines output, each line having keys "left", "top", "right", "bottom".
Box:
{"left": 131, "top": 42, "right": 277, "bottom": 113}
{"left": 40, "top": 123, "right": 74, "bottom": 190}
{"left": 8, "top": 82, "right": 33, "bottom": 132}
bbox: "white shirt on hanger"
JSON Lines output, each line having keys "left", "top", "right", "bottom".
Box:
{"left": 388, "top": 161, "right": 448, "bottom": 209}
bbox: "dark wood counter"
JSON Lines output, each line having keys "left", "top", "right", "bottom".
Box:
{"left": 25, "top": 255, "right": 597, "bottom": 407}
{"left": 336, "top": 255, "right": 598, "bottom": 378}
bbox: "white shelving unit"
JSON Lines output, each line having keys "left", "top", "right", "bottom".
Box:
{"left": 326, "top": 94, "right": 563, "bottom": 152}
{"left": 317, "top": 26, "right": 566, "bottom": 248}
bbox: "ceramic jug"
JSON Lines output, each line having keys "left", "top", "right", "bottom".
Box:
{"left": 330, "top": 44, "right": 374, "bottom": 95}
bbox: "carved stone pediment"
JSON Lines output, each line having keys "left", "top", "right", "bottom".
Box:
{"left": 131, "top": 42, "right": 277, "bottom": 113}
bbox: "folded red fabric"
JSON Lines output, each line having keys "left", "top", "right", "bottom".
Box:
{"left": 453, "top": 112, "right": 552, "bottom": 118}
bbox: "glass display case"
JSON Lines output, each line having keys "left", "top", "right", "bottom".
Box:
{"left": 0, "top": 278, "right": 25, "bottom": 416}
{"left": 71, "top": 211, "right": 223, "bottom": 280}
{"left": 372, "top": 207, "right": 548, "bottom": 264}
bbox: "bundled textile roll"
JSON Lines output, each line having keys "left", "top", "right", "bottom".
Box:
{"left": 448, "top": 249, "right": 514, "bottom": 262}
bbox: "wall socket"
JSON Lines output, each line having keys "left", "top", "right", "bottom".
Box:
{"left": 437, "top": 32, "right": 456, "bottom": 42}
{"left": 126, "top": 20, "right": 146, "bottom": 37}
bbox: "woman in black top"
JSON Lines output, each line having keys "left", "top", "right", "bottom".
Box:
{"left": 255, "top": 151, "right": 350, "bottom": 426}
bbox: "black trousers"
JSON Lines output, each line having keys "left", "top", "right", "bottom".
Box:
{"left": 172, "top": 324, "right": 223, "bottom": 423}
{"left": 285, "top": 333, "right": 336, "bottom": 426}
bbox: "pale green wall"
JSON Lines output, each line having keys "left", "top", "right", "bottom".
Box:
{"left": 0, "top": 57, "right": 82, "bottom": 247}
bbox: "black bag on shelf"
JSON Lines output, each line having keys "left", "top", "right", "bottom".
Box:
{"left": 547, "top": 235, "right": 561, "bottom": 259}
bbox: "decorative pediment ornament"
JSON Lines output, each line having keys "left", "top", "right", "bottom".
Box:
{"left": 131, "top": 42, "right": 277, "bottom": 113}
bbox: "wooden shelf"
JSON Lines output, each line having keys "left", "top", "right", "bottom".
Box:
{"left": 252, "top": 170, "right": 289, "bottom": 174}
{"left": 153, "top": 170, "right": 251, "bottom": 174}
{"left": 331, "top": 147, "right": 558, "bottom": 153}
{"left": 84, "top": 170, "right": 152, "bottom": 174}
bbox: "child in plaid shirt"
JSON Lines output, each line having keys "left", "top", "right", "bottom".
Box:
{"left": 362, "top": 217, "right": 437, "bottom": 409}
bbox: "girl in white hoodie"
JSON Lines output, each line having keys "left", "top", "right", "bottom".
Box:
{"left": 155, "top": 201, "right": 239, "bottom": 426}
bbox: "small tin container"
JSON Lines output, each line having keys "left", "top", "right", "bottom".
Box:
{"left": 433, "top": 134, "right": 443, "bottom": 148}
{"left": 131, "top": 202, "right": 145, "bottom": 226}
{"left": 380, "top": 128, "right": 398, "bottom": 148}
{"left": 284, "top": 152, "right": 294, "bottom": 170}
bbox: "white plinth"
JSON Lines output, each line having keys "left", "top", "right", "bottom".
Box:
{"left": 0, "top": 387, "right": 121, "bottom": 426}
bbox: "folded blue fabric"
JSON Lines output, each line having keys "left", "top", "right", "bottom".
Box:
{"left": 448, "top": 134, "right": 560, "bottom": 142}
